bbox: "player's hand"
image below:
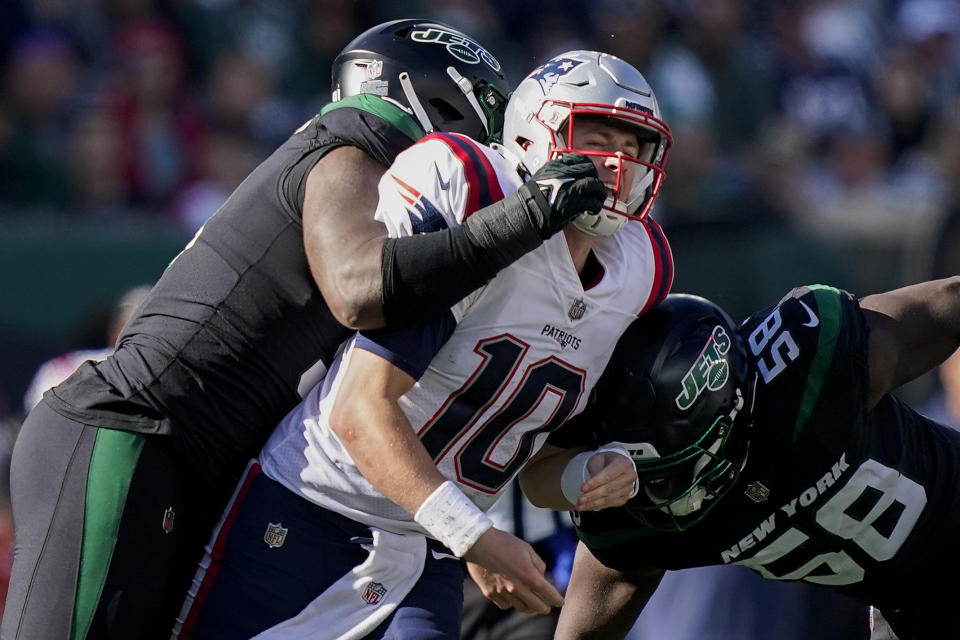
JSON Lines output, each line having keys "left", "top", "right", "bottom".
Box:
{"left": 574, "top": 451, "right": 639, "bottom": 512}
{"left": 463, "top": 527, "right": 564, "bottom": 614}
{"left": 529, "top": 153, "right": 606, "bottom": 236}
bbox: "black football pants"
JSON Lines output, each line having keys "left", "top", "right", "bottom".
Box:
{"left": 1, "top": 401, "right": 219, "bottom": 640}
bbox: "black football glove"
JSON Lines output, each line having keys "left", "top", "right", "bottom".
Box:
{"left": 527, "top": 152, "right": 607, "bottom": 237}
{"left": 454, "top": 153, "right": 607, "bottom": 306}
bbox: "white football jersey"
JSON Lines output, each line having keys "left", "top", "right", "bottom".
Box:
{"left": 260, "top": 132, "right": 673, "bottom": 536}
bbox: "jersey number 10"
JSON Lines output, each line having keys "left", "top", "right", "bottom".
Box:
{"left": 418, "top": 335, "right": 586, "bottom": 493}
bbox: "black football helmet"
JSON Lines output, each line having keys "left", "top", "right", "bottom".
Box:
{"left": 593, "top": 294, "right": 754, "bottom": 531}
{"left": 332, "top": 19, "right": 510, "bottom": 144}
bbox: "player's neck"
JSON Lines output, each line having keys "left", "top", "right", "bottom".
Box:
{"left": 563, "top": 227, "right": 597, "bottom": 275}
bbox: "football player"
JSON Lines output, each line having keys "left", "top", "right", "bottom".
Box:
{"left": 2, "top": 20, "right": 603, "bottom": 640}
{"left": 170, "top": 50, "right": 673, "bottom": 639}
{"left": 540, "top": 278, "right": 960, "bottom": 640}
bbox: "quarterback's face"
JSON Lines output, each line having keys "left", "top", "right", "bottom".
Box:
{"left": 570, "top": 119, "right": 644, "bottom": 199}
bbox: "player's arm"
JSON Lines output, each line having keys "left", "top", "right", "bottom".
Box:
{"left": 303, "top": 147, "right": 388, "bottom": 329}
{"left": 555, "top": 541, "right": 664, "bottom": 640}
{"left": 327, "top": 344, "right": 446, "bottom": 517}
{"left": 303, "top": 148, "right": 605, "bottom": 330}
{"left": 328, "top": 346, "right": 564, "bottom": 614}
{"left": 860, "top": 276, "right": 960, "bottom": 409}
{"left": 518, "top": 443, "right": 638, "bottom": 512}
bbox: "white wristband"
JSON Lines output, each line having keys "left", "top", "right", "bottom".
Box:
{"left": 560, "top": 445, "right": 640, "bottom": 505}
{"left": 560, "top": 451, "right": 595, "bottom": 504}
{"left": 414, "top": 481, "right": 493, "bottom": 557}
{"left": 595, "top": 445, "right": 640, "bottom": 498}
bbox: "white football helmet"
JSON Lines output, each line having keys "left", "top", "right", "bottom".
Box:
{"left": 502, "top": 51, "right": 672, "bottom": 236}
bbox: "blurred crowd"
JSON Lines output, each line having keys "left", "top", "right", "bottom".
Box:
{"left": 1, "top": 0, "right": 958, "bottom": 240}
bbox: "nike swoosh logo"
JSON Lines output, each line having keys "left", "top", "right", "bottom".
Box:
{"left": 798, "top": 299, "right": 819, "bottom": 328}
{"left": 431, "top": 549, "right": 458, "bottom": 561}
{"left": 435, "top": 164, "right": 450, "bottom": 191}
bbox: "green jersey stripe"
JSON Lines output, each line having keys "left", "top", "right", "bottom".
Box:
{"left": 792, "top": 285, "right": 843, "bottom": 441}
{"left": 321, "top": 94, "right": 426, "bottom": 142}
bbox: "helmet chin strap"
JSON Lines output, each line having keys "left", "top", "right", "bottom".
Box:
{"left": 571, "top": 196, "right": 629, "bottom": 236}
{"left": 626, "top": 168, "right": 656, "bottom": 216}
{"left": 445, "top": 66, "right": 490, "bottom": 139}
{"left": 398, "top": 72, "right": 435, "bottom": 134}
{"left": 651, "top": 485, "right": 708, "bottom": 516}
{"left": 399, "top": 68, "right": 491, "bottom": 140}
{"left": 494, "top": 143, "right": 528, "bottom": 178}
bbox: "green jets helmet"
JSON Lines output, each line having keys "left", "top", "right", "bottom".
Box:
{"left": 332, "top": 19, "right": 510, "bottom": 144}
{"left": 593, "top": 293, "right": 754, "bottom": 531}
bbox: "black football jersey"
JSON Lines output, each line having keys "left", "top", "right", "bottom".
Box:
{"left": 574, "top": 286, "right": 960, "bottom": 611}
{"left": 45, "top": 95, "right": 424, "bottom": 491}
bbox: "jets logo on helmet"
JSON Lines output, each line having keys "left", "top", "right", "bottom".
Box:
{"left": 675, "top": 325, "right": 732, "bottom": 410}
{"left": 530, "top": 58, "right": 585, "bottom": 92}
{"left": 410, "top": 27, "right": 502, "bottom": 71}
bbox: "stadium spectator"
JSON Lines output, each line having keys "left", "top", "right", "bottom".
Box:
{"left": 63, "top": 94, "right": 130, "bottom": 216}
{"left": 0, "top": 29, "right": 80, "bottom": 207}
{"left": 106, "top": 18, "right": 206, "bottom": 210}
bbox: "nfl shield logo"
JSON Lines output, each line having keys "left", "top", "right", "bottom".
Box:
{"left": 162, "top": 507, "right": 175, "bottom": 534}
{"left": 264, "top": 522, "right": 288, "bottom": 548}
{"left": 568, "top": 299, "right": 586, "bottom": 320}
{"left": 744, "top": 481, "right": 771, "bottom": 503}
{"left": 362, "top": 581, "right": 387, "bottom": 605}
{"left": 365, "top": 59, "right": 383, "bottom": 80}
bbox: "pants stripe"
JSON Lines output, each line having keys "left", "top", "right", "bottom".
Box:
{"left": 73, "top": 429, "right": 144, "bottom": 640}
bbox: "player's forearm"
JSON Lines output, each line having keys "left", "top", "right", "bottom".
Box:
{"left": 380, "top": 183, "right": 551, "bottom": 327}
{"left": 331, "top": 349, "right": 495, "bottom": 557}
{"left": 521, "top": 444, "right": 639, "bottom": 512}
{"left": 344, "top": 406, "right": 495, "bottom": 557}
{"left": 896, "top": 276, "right": 960, "bottom": 365}
{"left": 330, "top": 186, "right": 555, "bottom": 329}
{"left": 519, "top": 445, "right": 581, "bottom": 510}
{"left": 332, "top": 392, "right": 446, "bottom": 516}
{"left": 337, "top": 399, "right": 498, "bottom": 557}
